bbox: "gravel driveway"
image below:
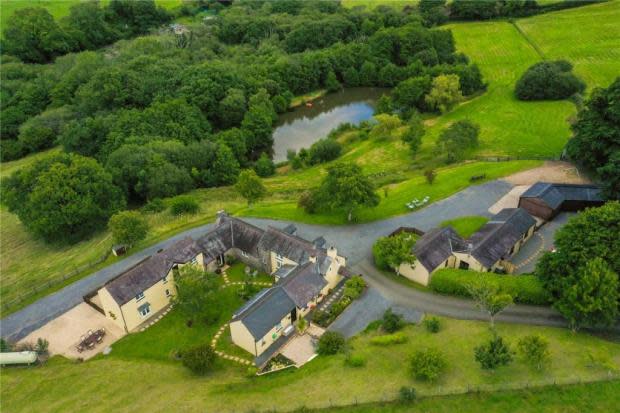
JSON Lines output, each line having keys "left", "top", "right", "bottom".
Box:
{"left": 0, "top": 180, "right": 511, "bottom": 341}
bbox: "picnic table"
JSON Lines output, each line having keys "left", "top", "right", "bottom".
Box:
{"left": 76, "top": 328, "right": 106, "bottom": 353}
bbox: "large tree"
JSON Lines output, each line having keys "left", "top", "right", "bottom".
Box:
{"left": 108, "top": 210, "right": 149, "bottom": 248}
{"left": 373, "top": 232, "right": 417, "bottom": 274}
{"left": 235, "top": 170, "right": 267, "bottom": 207}
{"left": 2, "top": 154, "right": 125, "bottom": 243}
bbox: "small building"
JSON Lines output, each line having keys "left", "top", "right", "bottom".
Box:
{"left": 397, "top": 208, "right": 536, "bottom": 285}
{"left": 518, "top": 182, "right": 604, "bottom": 220}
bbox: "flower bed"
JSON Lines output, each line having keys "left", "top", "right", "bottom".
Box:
{"left": 258, "top": 354, "right": 295, "bottom": 375}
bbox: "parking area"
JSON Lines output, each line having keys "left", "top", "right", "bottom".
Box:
{"left": 512, "top": 212, "right": 574, "bottom": 274}
{"left": 19, "top": 303, "right": 125, "bottom": 360}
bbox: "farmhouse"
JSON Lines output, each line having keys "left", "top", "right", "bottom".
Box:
{"left": 397, "top": 208, "right": 536, "bottom": 285}
{"left": 89, "top": 212, "right": 346, "bottom": 335}
{"left": 518, "top": 182, "right": 604, "bottom": 220}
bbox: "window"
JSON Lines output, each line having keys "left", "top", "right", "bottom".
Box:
{"left": 135, "top": 292, "right": 145, "bottom": 302}
{"left": 275, "top": 322, "right": 283, "bottom": 332}
{"left": 190, "top": 257, "right": 198, "bottom": 265}
{"left": 162, "top": 275, "right": 168, "bottom": 284}
{"left": 241, "top": 250, "right": 248, "bottom": 258}
{"left": 165, "top": 289, "right": 171, "bottom": 297}
{"left": 138, "top": 303, "right": 151, "bottom": 318}
{"left": 275, "top": 253, "right": 284, "bottom": 269}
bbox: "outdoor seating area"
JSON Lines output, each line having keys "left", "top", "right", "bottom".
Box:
{"left": 406, "top": 196, "right": 430, "bottom": 210}
{"left": 76, "top": 328, "right": 106, "bottom": 353}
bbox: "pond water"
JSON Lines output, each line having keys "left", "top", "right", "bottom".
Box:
{"left": 271, "top": 87, "right": 387, "bottom": 162}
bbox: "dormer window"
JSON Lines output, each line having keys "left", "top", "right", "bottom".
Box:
{"left": 135, "top": 291, "right": 145, "bottom": 302}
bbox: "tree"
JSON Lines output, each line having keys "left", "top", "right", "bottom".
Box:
{"left": 410, "top": 348, "right": 447, "bottom": 381}
{"left": 62, "top": 1, "right": 118, "bottom": 50}
{"left": 343, "top": 276, "right": 367, "bottom": 300}
{"left": 211, "top": 144, "right": 241, "bottom": 186}
{"left": 515, "top": 60, "right": 585, "bottom": 101}
{"left": 182, "top": 343, "right": 217, "bottom": 375}
{"left": 436, "top": 120, "right": 480, "bottom": 163}
{"left": 2, "top": 7, "right": 74, "bottom": 63}
{"left": 402, "top": 111, "right": 425, "bottom": 154}
{"left": 424, "top": 169, "right": 437, "bottom": 185}
{"left": 2, "top": 153, "right": 125, "bottom": 243}
{"left": 169, "top": 196, "right": 199, "bottom": 215}
{"left": 108, "top": 211, "right": 149, "bottom": 248}
{"left": 535, "top": 203, "right": 620, "bottom": 317}
{"left": 475, "top": 335, "right": 513, "bottom": 370}
{"left": 218, "top": 88, "right": 246, "bottom": 129}
{"left": 392, "top": 76, "right": 432, "bottom": 113}
{"left": 425, "top": 74, "right": 463, "bottom": 113}
{"left": 314, "top": 163, "right": 380, "bottom": 222}
{"left": 235, "top": 170, "right": 267, "bottom": 207}
{"left": 317, "top": 331, "right": 346, "bottom": 355}
{"left": 372, "top": 232, "right": 417, "bottom": 274}
{"left": 517, "top": 335, "right": 550, "bottom": 371}
{"left": 554, "top": 258, "right": 619, "bottom": 331}
{"left": 369, "top": 114, "right": 402, "bottom": 140}
{"left": 307, "top": 139, "right": 342, "bottom": 164}
{"left": 467, "top": 283, "right": 513, "bottom": 329}
{"left": 566, "top": 78, "right": 620, "bottom": 200}
{"left": 325, "top": 70, "right": 341, "bottom": 92}
{"left": 254, "top": 153, "right": 275, "bottom": 177}
{"left": 242, "top": 90, "right": 276, "bottom": 159}
{"left": 174, "top": 265, "right": 221, "bottom": 325}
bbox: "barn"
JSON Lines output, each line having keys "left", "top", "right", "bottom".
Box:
{"left": 518, "top": 182, "right": 604, "bottom": 220}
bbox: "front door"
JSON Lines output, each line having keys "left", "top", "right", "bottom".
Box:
{"left": 291, "top": 309, "right": 297, "bottom": 322}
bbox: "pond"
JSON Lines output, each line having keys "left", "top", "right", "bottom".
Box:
{"left": 271, "top": 87, "right": 388, "bottom": 162}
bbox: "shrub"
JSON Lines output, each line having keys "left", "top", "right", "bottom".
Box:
{"left": 370, "top": 332, "right": 408, "bottom": 346}
{"left": 35, "top": 338, "right": 49, "bottom": 355}
{"left": 345, "top": 353, "right": 366, "bottom": 367}
{"left": 423, "top": 317, "right": 442, "bottom": 333}
{"left": 169, "top": 195, "right": 199, "bottom": 215}
{"left": 410, "top": 348, "right": 447, "bottom": 382}
{"left": 298, "top": 190, "right": 320, "bottom": 214}
{"left": 399, "top": 386, "right": 417, "bottom": 404}
{"left": 330, "top": 296, "right": 352, "bottom": 318}
{"left": 0, "top": 140, "right": 24, "bottom": 161}
{"left": 518, "top": 335, "right": 551, "bottom": 371}
{"left": 108, "top": 210, "right": 149, "bottom": 248}
{"left": 515, "top": 60, "right": 585, "bottom": 101}
{"left": 308, "top": 138, "right": 342, "bottom": 165}
{"left": 429, "top": 269, "right": 550, "bottom": 305}
{"left": 382, "top": 308, "right": 405, "bottom": 333}
{"left": 317, "top": 331, "right": 346, "bottom": 355}
{"left": 312, "top": 310, "right": 332, "bottom": 326}
{"left": 0, "top": 338, "right": 12, "bottom": 352}
{"left": 182, "top": 343, "right": 217, "bottom": 375}
{"left": 475, "top": 335, "right": 513, "bottom": 370}
{"left": 436, "top": 120, "right": 479, "bottom": 163}
{"left": 424, "top": 168, "right": 436, "bottom": 185}
{"left": 142, "top": 198, "right": 166, "bottom": 213}
{"left": 343, "top": 275, "right": 366, "bottom": 300}
{"left": 254, "top": 152, "right": 275, "bottom": 177}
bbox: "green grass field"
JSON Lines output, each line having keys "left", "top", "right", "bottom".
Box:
{"left": 2, "top": 314, "right": 618, "bottom": 412}
{"left": 440, "top": 216, "right": 489, "bottom": 238}
{"left": 0, "top": 0, "right": 183, "bottom": 33}
{"left": 318, "top": 381, "right": 620, "bottom": 413}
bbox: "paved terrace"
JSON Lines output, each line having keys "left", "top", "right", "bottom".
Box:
{"left": 2, "top": 180, "right": 522, "bottom": 341}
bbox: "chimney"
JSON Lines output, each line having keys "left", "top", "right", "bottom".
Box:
{"left": 308, "top": 255, "right": 317, "bottom": 263}
{"left": 216, "top": 210, "right": 227, "bottom": 225}
{"left": 327, "top": 246, "right": 338, "bottom": 259}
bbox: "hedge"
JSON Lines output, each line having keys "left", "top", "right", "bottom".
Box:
{"left": 429, "top": 269, "right": 550, "bottom": 305}
{"left": 370, "top": 332, "right": 408, "bottom": 346}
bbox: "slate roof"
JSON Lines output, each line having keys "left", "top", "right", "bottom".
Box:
{"left": 273, "top": 264, "right": 297, "bottom": 279}
{"left": 520, "top": 182, "right": 603, "bottom": 209}
{"left": 258, "top": 226, "right": 321, "bottom": 264}
{"left": 232, "top": 287, "right": 296, "bottom": 339}
{"left": 469, "top": 208, "right": 536, "bottom": 268}
{"left": 279, "top": 262, "right": 328, "bottom": 308}
{"left": 413, "top": 227, "right": 467, "bottom": 272}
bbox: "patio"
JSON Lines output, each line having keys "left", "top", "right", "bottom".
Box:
{"left": 280, "top": 324, "right": 325, "bottom": 367}
{"left": 19, "top": 303, "right": 125, "bottom": 360}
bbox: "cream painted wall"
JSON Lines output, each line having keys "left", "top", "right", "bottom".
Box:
{"left": 269, "top": 252, "right": 298, "bottom": 274}
{"left": 230, "top": 320, "right": 257, "bottom": 356}
{"left": 399, "top": 261, "right": 432, "bottom": 285}
{"left": 98, "top": 287, "right": 126, "bottom": 332}
{"left": 254, "top": 312, "right": 293, "bottom": 356}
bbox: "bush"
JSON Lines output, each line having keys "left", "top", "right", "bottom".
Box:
{"left": 370, "top": 332, "right": 408, "bottom": 346}
{"left": 182, "top": 343, "right": 217, "bottom": 375}
{"left": 399, "top": 386, "right": 417, "bottom": 404}
{"left": 382, "top": 308, "right": 405, "bottom": 333}
{"left": 475, "top": 335, "right": 513, "bottom": 370}
{"left": 254, "top": 152, "right": 275, "bottom": 177}
{"left": 515, "top": 60, "right": 585, "bottom": 101}
{"left": 410, "top": 348, "right": 447, "bottom": 382}
{"left": 312, "top": 310, "right": 332, "bottom": 326}
{"left": 108, "top": 210, "right": 149, "bottom": 248}
{"left": 308, "top": 138, "right": 342, "bottom": 165}
{"left": 518, "top": 335, "right": 550, "bottom": 371}
{"left": 0, "top": 140, "right": 24, "bottom": 161}
{"left": 169, "top": 195, "right": 199, "bottom": 215}
{"left": 317, "top": 331, "right": 346, "bottom": 355}
{"left": 142, "top": 198, "right": 166, "bottom": 213}
{"left": 344, "top": 353, "right": 366, "bottom": 367}
{"left": 423, "top": 317, "right": 442, "bottom": 333}
{"left": 343, "top": 275, "right": 366, "bottom": 300}
{"left": 330, "top": 296, "right": 352, "bottom": 318}
{"left": 429, "top": 269, "right": 550, "bottom": 305}
{"left": 35, "top": 338, "right": 49, "bottom": 355}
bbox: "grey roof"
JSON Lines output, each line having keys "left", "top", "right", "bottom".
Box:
{"left": 273, "top": 264, "right": 297, "bottom": 279}
{"left": 521, "top": 182, "right": 603, "bottom": 209}
{"left": 413, "top": 227, "right": 467, "bottom": 272}
{"left": 223, "top": 214, "right": 265, "bottom": 256}
{"left": 282, "top": 224, "right": 297, "bottom": 234}
{"left": 469, "top": 208, "right": 536, "bottom": 268}
{"left": 258, "top": 227, "right": 321, "bottom": 264}
{"left": 312, "top": 236, "right": 326, "bottom": 248}
{"left": 195, "top": 225, "right": 232, "bottom": 264}
{"left": 232, "top": 287, "right": 295, "bottom": 339}
{"left": 279, "top": 262, "right": 328, "bottom": 308}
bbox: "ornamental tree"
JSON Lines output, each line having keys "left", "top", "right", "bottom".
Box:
{"left": 372, "top": 232, "right": 417, "bottom": 274}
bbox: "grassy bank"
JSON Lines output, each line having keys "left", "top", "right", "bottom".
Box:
{"left": 2, "top": 315, "right": 618, "bottom": 412}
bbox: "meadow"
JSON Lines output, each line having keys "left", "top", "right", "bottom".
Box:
{"left": 1, "top": 314, "right": 618, "bottom": 412}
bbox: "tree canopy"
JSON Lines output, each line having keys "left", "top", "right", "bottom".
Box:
{"left": 515, "top": 60, "right": 585, "bottom": 101}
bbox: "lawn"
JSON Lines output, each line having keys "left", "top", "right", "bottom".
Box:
{"left": 0, "top": 0, "right": 184, "bottom": 32}
{"left": 440, "top": 216, "right": 489, "bottom": 238}
{"left": 225, "top": 262, "right": 272, "bottom": 284}
{"left": 316, "top": 381, "right": 620, "bottom": 413}
{"left": 2, "top": 316, "right": 618, "bottom": 412}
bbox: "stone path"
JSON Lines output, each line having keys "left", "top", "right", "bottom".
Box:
{"left": 512, "top": 233, "right": 545, "bottom": 271}
{"left": 317, "top": 281, "right": 346, "bottom": 312}
{"left": 138, "top": 305, "right": 173, "bottom": 332}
